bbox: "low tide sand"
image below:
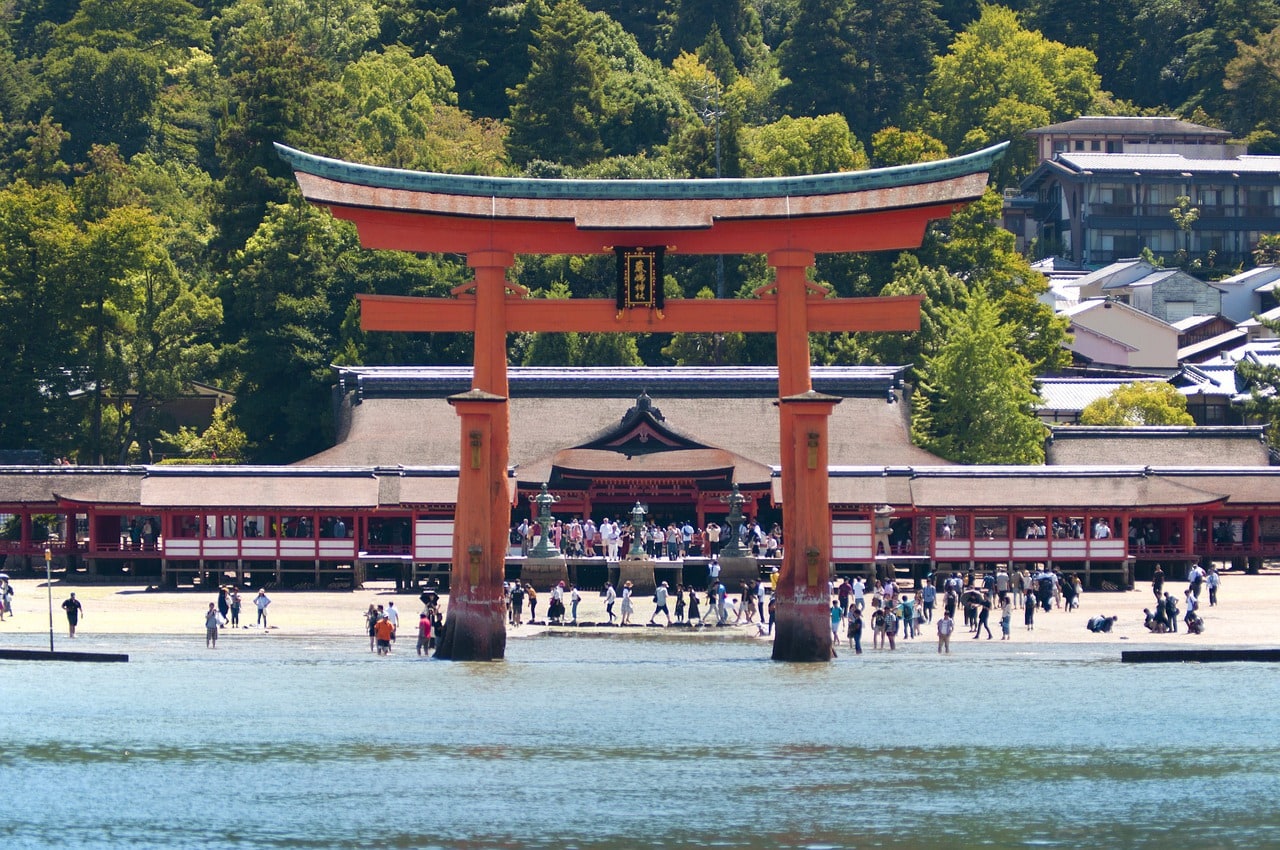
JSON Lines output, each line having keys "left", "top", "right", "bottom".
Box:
{"left": 2, "top": 571, "right": 1277, "bottom": 647}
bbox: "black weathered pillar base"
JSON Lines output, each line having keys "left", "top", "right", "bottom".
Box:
{"left": 434, "top": 597, "right": 506, "bottom": 661}
{"left": 771, "top": 592, "right": 834, "bottom": 662}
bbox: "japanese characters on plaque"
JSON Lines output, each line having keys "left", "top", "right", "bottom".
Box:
{"left": 614, "top": 246, "right": 665, "bottom": 314}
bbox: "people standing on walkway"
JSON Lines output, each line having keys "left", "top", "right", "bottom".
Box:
{"left": 1024, "top": 589, "right": 1035, "bottom": 630}
{"left": 937, "top": 611, "right": 954, "bottom": 653}
{"left": 1152, "top": 564, "right": 1165, "bottom": 602}
{"left": 61, "top": 593, "right": 83, "bottom": 637}
{"left": 882, "top": 607, "right": 898, "bottom": 650}
{"left": 526, "top": 584, "right": 538, "bottom": 622}
{"left": 205, "top": 602, "right": 225, "bottom": 648}
{"left": 229, "top": 589, "right": 241, "bottom": 627}
{"left": 999, "top": 593, "right": 1012, "bottom": 640}
{"left": 254, "top": 589, "right": 271, "bottom": 628}
{"left": 871, "top": 604, "right": 886, "bottom": 649}
{"left": 686, "top": 585, "right": 700, "bottom": 625}
{"left": 570, "top": 584, "right": 581, "bottom": 624}
{"left": 1164, "top": 592, "right": 1179, "bottom": 633}
{"left": 1207, "top": 567, "right": 1220, "bottom": 606}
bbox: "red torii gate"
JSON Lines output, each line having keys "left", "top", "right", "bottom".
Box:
{"left": 279, "top": 142, "right": 1006, "bottom": 661}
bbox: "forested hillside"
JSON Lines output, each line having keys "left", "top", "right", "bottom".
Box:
{"left": 1, "top": 0, "right": 1275, "bottom": 464}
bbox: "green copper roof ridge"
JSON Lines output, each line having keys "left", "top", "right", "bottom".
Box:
{"left": 275, "top": 141, "right": 1008, "bottom": 202}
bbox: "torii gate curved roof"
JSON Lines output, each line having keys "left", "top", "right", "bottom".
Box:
{"left": 276, "top": 142, "right": 1007, "bottom": 256}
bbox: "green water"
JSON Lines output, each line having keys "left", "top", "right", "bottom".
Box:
{"left": 3, "top": 631, "right": 1278, "bottom": 849}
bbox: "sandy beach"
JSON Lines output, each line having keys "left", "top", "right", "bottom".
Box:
{"left": 2, "top": 570, "right": 1277, "bottom": 647}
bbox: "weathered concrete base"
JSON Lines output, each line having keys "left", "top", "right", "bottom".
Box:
{"left": 434, "top": 596, "right": 507, "bottom": 661}
{"left": 616, "top": 558, "right": 656, "bottom": 595}
{"left": 771, "top": 592, "right": 834, "bottom": 662}
{"left": 520, "top": 556, "right": 568, "bottom": 590}
{"left": 716, "top": 555, "right": 759, "bottom": 587}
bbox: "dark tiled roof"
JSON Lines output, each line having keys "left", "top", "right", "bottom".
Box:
{"left": 0, "top": 467, "right": 143, "bottom": 506}
{"left": 1046, "top": 427, "right": 1270, "bottom": 466}
{"left": 908, "top": 468, "right": 1225, "bottom": 509}
{"left": 140, "top": 468, "right": 380, "bottom": 508}
{"left": 1026, "top": 117, "right": 1230, "bottom": 138}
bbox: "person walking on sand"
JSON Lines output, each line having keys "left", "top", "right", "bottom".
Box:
{"left": 1024, "top": 589, "right": 1036, "bottom": 631}
{"left": 254, "top": 589, "right": 271, "bottom": 628}
{"left": 847, "top": 607, "right": 863, "bottom": 654}
{"left": 937, "top": 611, "right": 954, "bottom": 654}
{"left": 61, "top": 592, "right": 83, "bottom": 637}
{"left": 217, "top": 587, "right": 230, "bottom": 624}
{"left": 205, "top": 602, "right": 226, "bottom": 648}
{"left": 973, "top": 593, "right": 993, "bottom": 639}
{"left": 620, "top": 581, "right": 634, "bottom": 625}
{"left": 649, "top": 581, "right": 671, "bottom": 626}
{"left": 604, "top": 582, "right": 617, "bottom": 624}
{"left": 526, "top": 584, "right": 538, "bottom": 622}
{"left": 686, "top": 586, "right": 700, "bottom": 626}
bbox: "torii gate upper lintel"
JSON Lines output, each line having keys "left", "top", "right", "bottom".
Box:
{"left": 279, "top": 142, "right": 1007, "bottom": 662}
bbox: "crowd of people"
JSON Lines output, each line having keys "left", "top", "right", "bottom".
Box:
{"left": 511, "top": 516, "right": 784, "bottom": 560}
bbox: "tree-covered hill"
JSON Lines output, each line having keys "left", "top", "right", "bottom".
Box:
{"left": 0, "top": 0, "right": 1271, "bottom": 464}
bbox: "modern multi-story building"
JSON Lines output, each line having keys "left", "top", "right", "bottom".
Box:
{"left": 1014, "top": 117, "right": 1280, "bottom": 267}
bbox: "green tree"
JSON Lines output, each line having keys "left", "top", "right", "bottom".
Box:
{"left": 739, "top": 114, "right": 868, "bottom": 176}
{"left": 919, "top": 188, "right": 1072, "bottom": 373}
{"left": 923, "top": 5, "right": 1100, "bottom": 183}
{"left": 1239, "top": 315, "right": 1280, "bottom": 444}
{"left": 663, "top": 0, "right": 767, "bottom": 72}
{"left": 1224, "top": 24, "right": 1280, "bottom": 135}
{"left": 221, "top": 202, "right": 362, "bottom": 462}
{"left": 1079, "top": 381, "right": 1195, "bottom": 425}
{"left": 912, "top": 284, "right": 1046, "bottom": 464}
{"left": 0, "top": 181, "right": 82, "bottom": 456}
{"left": 776, "top": 0, "right": 947, "bottom": 140}
{"left": 159, "top": 401, "right": 247, "bottom": 461}
{"left": 1177, "top": 0, "right": 1280, "bottom": 119}
{"left": 871, "top": 127, "right": 948, "bottom": 167}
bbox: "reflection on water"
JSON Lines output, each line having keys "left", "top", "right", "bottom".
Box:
{"left": 3, "top": 632, "right": 1279, "bottom": 849}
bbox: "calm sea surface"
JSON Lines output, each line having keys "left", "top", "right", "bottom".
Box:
{"left": 3, "top": 629, "right": 1279, "bottom": 849}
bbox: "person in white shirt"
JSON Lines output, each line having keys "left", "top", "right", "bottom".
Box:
{"left": 600, "top": 519, "right": 619, "bottom": 561}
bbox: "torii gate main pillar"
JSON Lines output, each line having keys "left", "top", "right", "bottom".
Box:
{"left": 769, "top": 251, "right": 840, "bottom": 661}
{"left": 435, "top": 251, "right": 514, "bottom": 661}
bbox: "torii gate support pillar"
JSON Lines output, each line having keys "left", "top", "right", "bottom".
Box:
{"left": 768, "top": 250, "right": 842, "bottom": 661}
{"left": 435, "top": 251, "right": 514, "bottom": 661}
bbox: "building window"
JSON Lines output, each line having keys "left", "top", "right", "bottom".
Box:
{"left": 1091, "top": 140, "right": 1101, "bottom": 151}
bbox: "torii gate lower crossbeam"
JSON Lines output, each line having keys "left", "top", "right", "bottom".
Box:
{"left": 278, "top": 142, "right": 1006, "bottom": 661}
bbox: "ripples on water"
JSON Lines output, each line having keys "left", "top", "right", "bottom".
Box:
{"left": 3, "top": 631, "right": 1279, "bottom": 849}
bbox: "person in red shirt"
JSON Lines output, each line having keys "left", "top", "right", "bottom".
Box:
{"left": 416, "top": 612, "right": 432, "bottom": 656}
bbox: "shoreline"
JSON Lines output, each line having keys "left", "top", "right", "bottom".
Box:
{"left": 2, "top": 572, "right": 1278, "bottom": 648}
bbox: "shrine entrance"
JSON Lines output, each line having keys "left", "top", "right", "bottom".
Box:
{"left": 280, "top": 142, "right": 1006, "bottom": 661}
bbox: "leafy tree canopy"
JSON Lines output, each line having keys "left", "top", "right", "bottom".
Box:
{"left": 1079, "top": 381, "right": 1195, "bottom": 426}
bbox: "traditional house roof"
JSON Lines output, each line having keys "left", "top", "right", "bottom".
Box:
{"left": 140, "top": 467, "right": 381, "bottom": 509}
{"left": 1045, "top": 426, "right": 1271, "bottom": 466}
{"left": 1026, "top": 117, "right": 1231, "bottom": 139}
{"left": 297, "top": 366, "right": 951, "bottom": 471}
{"left": 906, "top": 466, "right": 1226, "bottom": 509}
{"left": 0, "top": 467, "right": 143, "bottom": 506}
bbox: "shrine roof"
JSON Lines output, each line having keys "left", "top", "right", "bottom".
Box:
{"left": 276, "top": 143, "right": 1008, "bottom": 202}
